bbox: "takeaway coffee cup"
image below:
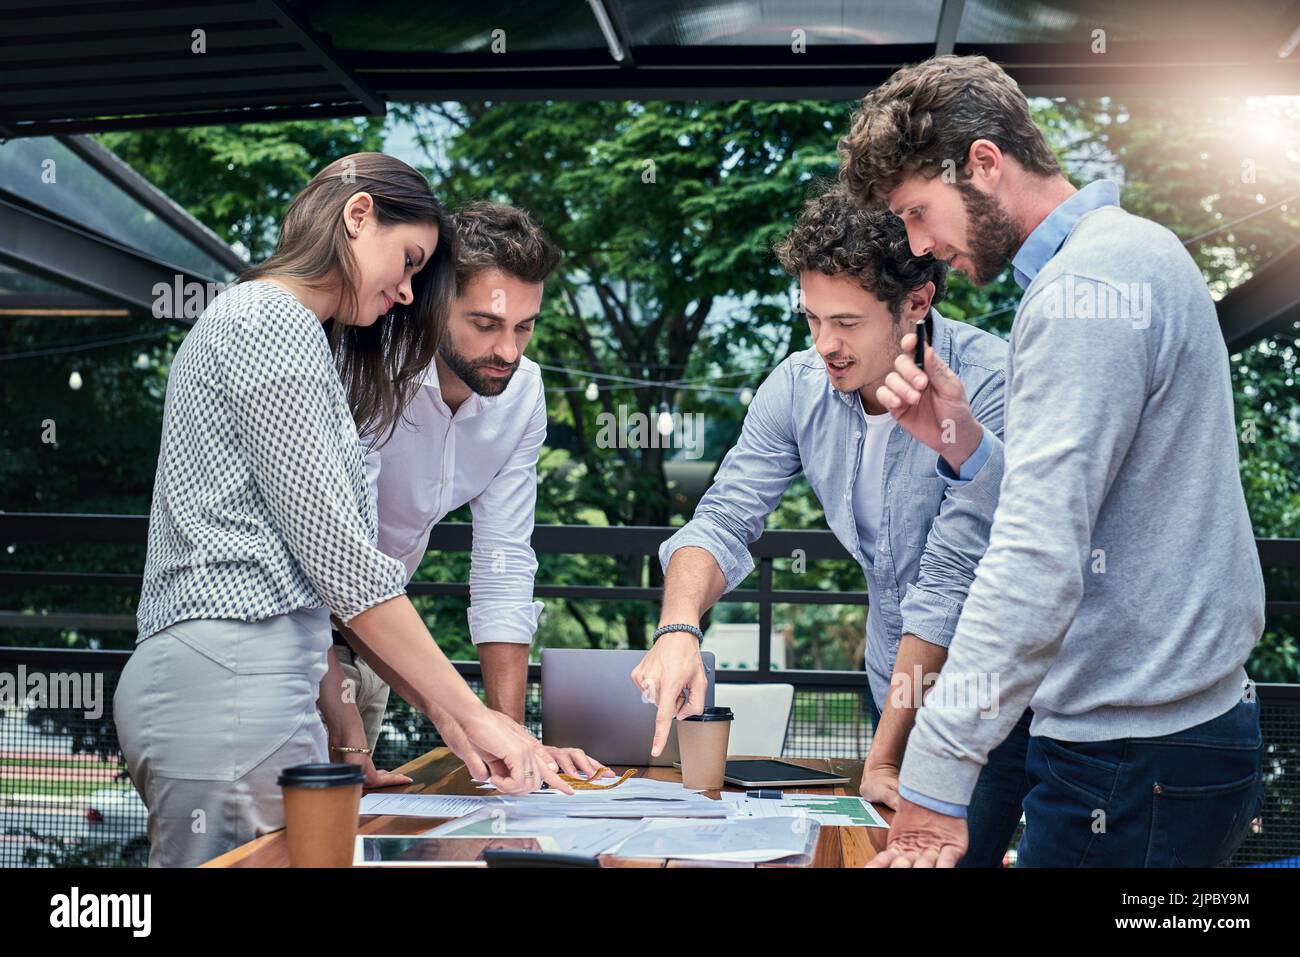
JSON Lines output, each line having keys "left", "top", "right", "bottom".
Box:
{"left": 677, "top": 706, "right": 734, "bottom": 790}
{"left": 277, "top": 763, "right": 365, "bottom": 867}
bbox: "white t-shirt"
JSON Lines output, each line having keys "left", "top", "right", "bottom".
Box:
{"left": 851, "top": 400, "right": 896, "bottom": 566}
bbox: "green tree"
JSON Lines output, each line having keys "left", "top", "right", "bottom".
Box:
{"left": 3, "top": 100, "right": 1295, "bottom": 681}
{"left": 1056, "top": 96, "right": 1300, "bottom": 680}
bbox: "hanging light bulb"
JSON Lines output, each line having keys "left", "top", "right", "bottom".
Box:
{"left": 584, "top": 382, "right": 599, "bottom": 402}
{"left": 68, "top": 371, "right": 83, "bottom": 391}
{"left": 656, "top": 404, "right": 674, "bottom": 436}
{"left": 739, "top": 387, "right": 753, "bottom": 406}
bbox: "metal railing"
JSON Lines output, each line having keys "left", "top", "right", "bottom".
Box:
{"left": 1, "top": 513, "right": 1297, "bottom": 867}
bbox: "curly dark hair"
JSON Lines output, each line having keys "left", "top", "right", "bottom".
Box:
{"left": 774, "top": 185, "right": 947, "bottom": 319}
{"left": 451, "top": 201, "right": 560, "bottom": 293}
{"left": 839, "top": 54, "right": 1060, "bottom": 207}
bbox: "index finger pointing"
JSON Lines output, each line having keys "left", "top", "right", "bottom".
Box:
{"left": 650, "top": 684, "right": 681, "bottom": 757}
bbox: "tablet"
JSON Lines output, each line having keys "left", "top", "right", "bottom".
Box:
{"left": 722, "top": 759, "right": 850, "bottom": 788}
{"left": 354, "top": 834, "right": 559, "bottom": 866}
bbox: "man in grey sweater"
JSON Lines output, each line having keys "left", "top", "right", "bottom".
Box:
{"left": 840, "top": 54, "right": 1265, "bottom": 867}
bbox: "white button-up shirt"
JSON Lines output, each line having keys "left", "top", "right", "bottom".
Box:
{"left": 363, "top": 354, "right": 546, "bottom": 646}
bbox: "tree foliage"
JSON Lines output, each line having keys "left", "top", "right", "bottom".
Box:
{"left": 0, "top": 98, "right": 1295, "bottom": 681}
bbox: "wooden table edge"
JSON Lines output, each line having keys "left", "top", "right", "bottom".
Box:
{"left": 202, "top": 750, "right": 891, "bottom": 867}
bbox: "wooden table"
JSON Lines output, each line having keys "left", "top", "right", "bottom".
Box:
{"left": 202, "top": 750, "right": 892, "bottom": 868}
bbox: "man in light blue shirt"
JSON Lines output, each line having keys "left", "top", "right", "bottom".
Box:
{"left": 843, "top": 54, "right": 1264, "bottom": 867}
{"left": 631, "top": 186, "right": 1029, "bottom": 866}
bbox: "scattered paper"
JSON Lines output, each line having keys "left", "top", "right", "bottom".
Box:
{"left": 359, "top": 793, "right": 491, "bottom": 818}
{"left": 720, "top": 792, "right": 887, "bottom": 828}
{"left": 475, "top": 775, "right": 720, "bottom": 817}
{"left": 428, "top": 810, "right": 644, "bottom": 856}
{"left": 477, "top": 775, "right": 702, "bottom": 797}
{"left": 607, "top": 816, "right": 820, "bottom": 863}
{"left": 500, "top": 791, "right": 728, "bottom": 819}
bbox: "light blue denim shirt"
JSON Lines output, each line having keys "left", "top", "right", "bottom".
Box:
{"left": 659, "top": 309, "right": 1008, "bottom": 712}
{"left": 1011, "top": 180, "right": 1121, "bottom": 291}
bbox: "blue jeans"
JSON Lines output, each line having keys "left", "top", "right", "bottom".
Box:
{"left": 867, "top": 694, "right": 1032, "bottom": 868}
{"left": 1016, "top": 698, "right": 1264, "bottom": 867}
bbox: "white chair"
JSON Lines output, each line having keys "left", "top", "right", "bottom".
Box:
{"left": 713, "top": 683, "right": 795, "bottom": 757}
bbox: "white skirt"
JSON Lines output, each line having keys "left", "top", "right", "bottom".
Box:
{"left": 113, "top": 606, "right": 332, "bottom": 867}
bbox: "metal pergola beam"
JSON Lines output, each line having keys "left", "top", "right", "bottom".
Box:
{"left": 1218, "top": 242, "right": 1300, "bottom": 354}
{"left": 60, "top": 135, "right": 247, "bottom": 277}
{"left": 1, "top": 27, "right": 294, "bottom": 64}
{"left": 0, "top": 1, "right": 383, "bottom": 137}
{"left": 934, "top": 0, "right": 966, "bottom": 57}
{"left": 0, "top": 293, "right": 129, "bottom": 316}
{"left": 0, "top": 193, "right": 221, "bottom": 323}
{"left": 262, "top": 0, "right": 386, "bottom": 117}
{"left": 4, "top": 102, "right": 371, "bottom": 138}
{"left": 12, "top": 51, "right": 322, "bottom": 87}
{"left": 590, "top": 0, "right": 636, "bottom": 67}
{"left": 0, "top": 2, "right": 271, "bottom": 36}
{"left": 363, "top": 59, "right": 1300, "bottom": 103}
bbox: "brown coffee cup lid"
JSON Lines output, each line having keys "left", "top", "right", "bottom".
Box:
{"left": 277, "top": 762, "right": 365, "bottom": 788}
{"left": 684, "top": 706, "right": 734, "bottom": 722}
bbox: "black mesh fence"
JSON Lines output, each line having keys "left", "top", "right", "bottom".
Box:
{"left": 2, "top": 655, "right": 1296, "bottom": 868}
{"left": 0, "top": 663, "right": 137, "bottom": 868}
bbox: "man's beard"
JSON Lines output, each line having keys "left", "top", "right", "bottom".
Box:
{"left": 438, "top": 339, "right": 518, "bottom": 396}
{"left": 955, "top": 181, "right": 1022, "bottom": 286}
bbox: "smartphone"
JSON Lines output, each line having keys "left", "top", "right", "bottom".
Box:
{"left": 913, "top": 317, "right": 927, "bottom": 368}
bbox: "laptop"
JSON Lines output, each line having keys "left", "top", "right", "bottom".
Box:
{"left": 540, "top": 648, "right": 716, "bottom": 767}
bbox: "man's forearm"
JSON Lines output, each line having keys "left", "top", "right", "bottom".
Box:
{"left": 478, "top": 642, "right": 530, "bottom": 723}
{"left": 659, "top": 546, "right": 728, "bottom": 627}
{"left": 867, "top": 633, "right": 949, "bottom": 769}
{"left": 316, "top": 646, "right": 368, "bottom": 748}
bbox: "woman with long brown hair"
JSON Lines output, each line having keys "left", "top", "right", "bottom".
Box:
{"left": 113, "top": 153, "right": 575, "bottom": 867}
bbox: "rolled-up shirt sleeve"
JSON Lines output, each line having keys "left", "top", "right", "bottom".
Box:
{"left": 224, "top": 305, "right": 407, "bottom": 624}
{"left": 659, "top": 363, "right": 802, "bottom": 591}
{"left": 899, "top": 365, "right": 1006, "bottom": 649}
{"left": 465, "top": 385, "right": 547, "bottom": 645}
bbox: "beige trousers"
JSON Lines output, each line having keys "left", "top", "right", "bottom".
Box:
{"left": 113, "top": 606, "right": 332, "bottom": 867}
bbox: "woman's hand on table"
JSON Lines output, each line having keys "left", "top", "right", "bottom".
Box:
{"left": 541, "top": 745, "right": 614, "bottom": 780}
{"left": 334, "top": 748, "right": 412, "bottom": 789}
{"left": 480, "top": 711, "right": 610, "bottom": 780}
{"left": 460, "top": 707, "right": 576, "bottom": 796}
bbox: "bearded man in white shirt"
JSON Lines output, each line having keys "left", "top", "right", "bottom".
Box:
{"left": 327, "top": 201, "right": 603, "bottom": 783}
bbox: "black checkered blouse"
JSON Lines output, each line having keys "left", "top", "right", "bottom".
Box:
{"left": 136, "top": 280, "right": 407, "bottom": 640}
